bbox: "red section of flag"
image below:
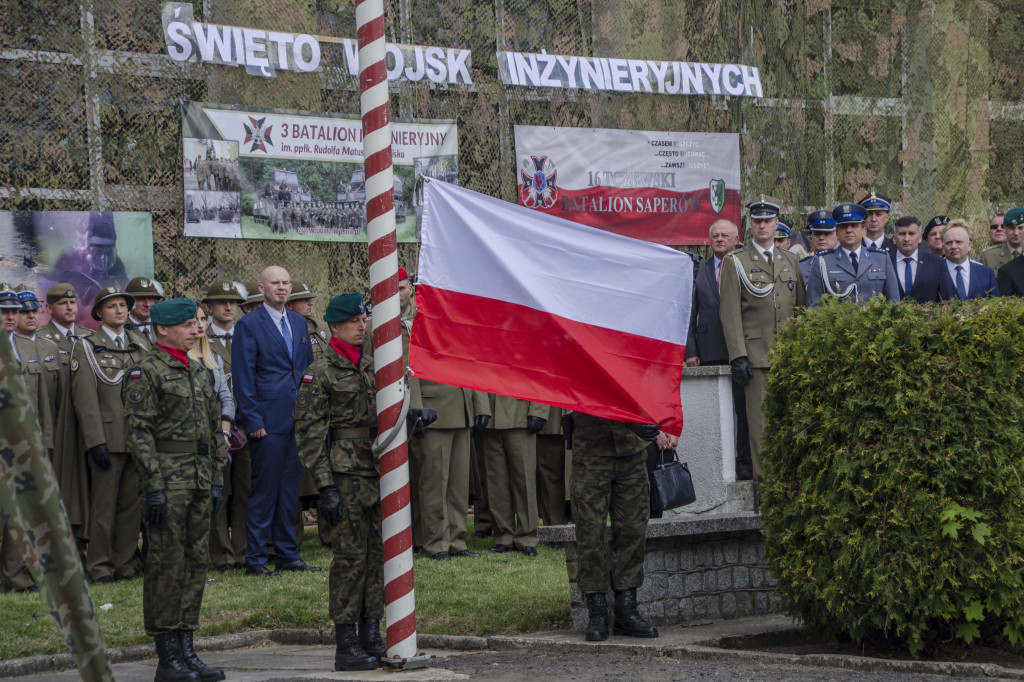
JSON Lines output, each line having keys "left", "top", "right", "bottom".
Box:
{"left": 409, "top": 285, "right": 684, "bottom": 435}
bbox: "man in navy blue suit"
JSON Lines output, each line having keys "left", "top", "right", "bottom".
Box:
{"left": 232, "top": 265, "right": 318, "bottom": 575}
{"left": 890, "top": 216, "right": 944, "bottom": 303}
{"left": 938, "top": 225, "right": 1000, "bottom": 301}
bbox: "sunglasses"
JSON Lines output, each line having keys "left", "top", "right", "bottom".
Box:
{"left": 991, "top": 224, "right": 1003, "bottom": 230}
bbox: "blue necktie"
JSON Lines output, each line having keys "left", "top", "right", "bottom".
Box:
{"left": 955, "top": 265, "right": 967, "bottom": 300}
{"left": 280, "top": 315, "right": 293, "bottom": 355}
{"left": 850, "top": 251, "right": 858, "bottom": 273}
{"left": 904, "top": 257, "right": 914, "bottom": 292}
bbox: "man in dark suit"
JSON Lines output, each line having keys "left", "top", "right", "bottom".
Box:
{"left": 938, "top": 225, "right": 1000, "bottom": 300}
{"left": 232, "top": 266, "right": 318, "bottom": 575}
{"left": 995, "top": 208, "right": 1024, "bottom": 297}
{"left": 860, "top": 191, "right": 896, "bottom": 254}
{"left": 891, "top": 216, "right": 944, "bottom": 303}
{"left": 685, "top": 219, "right": 752, "bottom": 480}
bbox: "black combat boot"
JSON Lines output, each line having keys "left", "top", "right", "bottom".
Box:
{"left": 334, "top": 624, "right": 376, "bottom": 671}
{"left": 153, "top": 633, "right": 199, "bottom": 682}
{"left": 178, "top": 630, "right": 226, "bottom": 681}
{"left": 358, "top": 617, "right": 387, "bottom": 663}
{"left": 612, "top": 588, "right": 658, "bottom": 638}
{"left": 584, "top": 592, "right": 609, "bottom": 641}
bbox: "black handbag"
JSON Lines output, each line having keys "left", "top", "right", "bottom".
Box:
{"left": 649, "top": 448, "right": 696, "bottom": 513}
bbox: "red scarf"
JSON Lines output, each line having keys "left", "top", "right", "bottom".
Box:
{"left": 329, "top": 337, "right": 361, "bottom": 367}
{"left": 158, "top": 344, "right": 190, "bottom": 368}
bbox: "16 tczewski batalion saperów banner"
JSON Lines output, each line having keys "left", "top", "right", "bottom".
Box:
{"left": 515, "top": 126, "right": 741, "bottom": 245}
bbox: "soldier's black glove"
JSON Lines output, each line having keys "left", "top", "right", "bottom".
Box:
{"left": 407, "top": 408, "right": 437, "bottom": 438}
{"left": 145, "top": 491, "right": 167, "bottom": 526}
{"left": 88, "top": 444, "right": 112, "bottom": 470}
{"left": 628, "top": 423, "right": 661, "bottom": 442}
{"left": 210, "top": 485, "right": 224, "bottom": 515}
{"left": 319, "top": 485, "right": 342, "bottom": 527}
{"left": 526, "top": 416, "right": 547, "bottom": 435}
{"left": 472, "top": 414, "right": 490, "bottom": 435}
{"left": 731, "top": 356, "right": 753, "bottom": 387}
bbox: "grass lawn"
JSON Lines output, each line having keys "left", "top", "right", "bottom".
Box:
{"left": 0, "top": 519, "right": 571, "bottom": 660}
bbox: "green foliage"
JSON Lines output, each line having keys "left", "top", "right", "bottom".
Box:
{"left": 760, "top": 297, "right": 1024, "bottom": 657}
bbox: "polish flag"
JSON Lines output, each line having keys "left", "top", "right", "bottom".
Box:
{"left": 410, "top": 180, "right": 693, "bottom": 435}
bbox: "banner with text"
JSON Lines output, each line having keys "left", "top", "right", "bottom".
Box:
{"left": 182, "top": 102, "right": 458, "bottom": 242}
{"left": 514, "top": 126, "right": 741, "bottom": 245}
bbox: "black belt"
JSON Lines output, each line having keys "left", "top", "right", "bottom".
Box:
{"left": 330, "top": 427, "right": 371, "bottom": 440}
{"left": 155, "top": 440, "right": 210, "bottom": 455}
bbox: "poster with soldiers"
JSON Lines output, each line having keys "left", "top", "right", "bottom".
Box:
{"left": 514, "top": 126, "right": 741, "bottom": 246}
{"left": 0, "top": 211, "right": 154, "bottom": 328}
{"left": 181, "top": 102, "right": 459, "bottom": 243}
{"left": 184, "top": 139, "right": 242, "bottom": 238}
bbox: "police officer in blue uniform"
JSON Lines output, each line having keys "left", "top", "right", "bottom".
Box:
{"left": 799, "top": 210, "right": 838, "bottom": 287}
{"left": 859, "top": 191, "right": 896, "bottom": 254}
{"left": 806, "top": 203, "right": 900, "bottom": 306}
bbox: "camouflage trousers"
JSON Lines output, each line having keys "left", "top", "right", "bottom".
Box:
{"left": 570, "top": 451, "right": 649, "bottom": 594}
{"left": 329, "top": 473, "right": 384, "bottom": 625}
{"left": 143, "top": 488, "right": 211, "bottom": 636}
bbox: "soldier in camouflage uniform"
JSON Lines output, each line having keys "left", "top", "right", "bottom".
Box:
{"left": 569, "top": 413, "right": 661, "bottom": 642}
{"left": 123, "top": 298, "right": 228, "bottom": 682}
{"left": 0, "top": 328, "right": 114, "bottom": 680}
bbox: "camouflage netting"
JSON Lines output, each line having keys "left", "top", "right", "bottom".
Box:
{"left": 2, "top": 0, "right": 1023, "bottom": 304}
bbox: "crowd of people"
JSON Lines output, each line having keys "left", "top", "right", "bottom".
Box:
{"left": 256, "top": 200, "right": 366, "bottom": 234}
{"left": 5, "top": 191, "right": 1015, "bottom": 675}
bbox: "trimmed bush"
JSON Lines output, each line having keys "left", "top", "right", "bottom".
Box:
{"left": 761, "top": 297, "right": 1024, "bottom": 656}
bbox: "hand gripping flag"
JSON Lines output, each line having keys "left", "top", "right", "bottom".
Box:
{"left": 410, "top": 180, "right": 693, "bottom": 435}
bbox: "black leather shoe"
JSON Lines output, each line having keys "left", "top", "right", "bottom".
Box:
{"left": 490, "top": 544, "right": 511, "bottom": 553}
{"left": 178, "top": 630, "right": 226, "bottom": 681}
{"left": 472, "top": 530, "right": 489, "bottom": 539}
{"left": 736, "top": 467, "right": 754, "bottom": 481}
{"left": 613, "top": 588, "right": 658, "bottom": 638}
{"left": 547, "top": 541, "right": 564, "bottom": 550}
{"left": 245, "top": 564, "right": 280, "bottom": 577}
{"left": 120, "top": 571, "right": 142, "bottom": 581}
{"left": 276, "top": 560, "right": 322, "bottom": 572}
{"left": 521, "top": 546, "right": 538, "bottom": 557}
{"left": 335, "top": 624, "right": 377, "bottom": 671}
{"left": 216, "top": 564, "right": 234, "bottom": 573}
{"left": 154, "top": 632, "right": 199, "bottom": 682}
{"left": 452, "top": 550, "right": 479, "bottom": 557}
{"left": 585, "top": 593, "right": 609, "bottom": 642}
{"left": 412, "top": 545, "right": 424, "bottom": 555}
{"left": 430, "top": 551, "right": 451, "bottom": 560}
{"left": 96, "top": 575, "right": 117, "bottom": 584}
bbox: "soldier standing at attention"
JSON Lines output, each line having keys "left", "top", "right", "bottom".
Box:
{"left": 570, "top": 414, "right": 670, "bottom": 641}
{"left": 719, "top": 197, "right": 806, "bottom": 478}
{"left": 125, "top": 277, "right": 166, "bottom": 349}
{"left": 123, "top": 298, "right": 228, "bottom": 682}
{"left": 72, "top": 286, "right": 149, "bottom": 583}
{"left": 293, "top": 294, "right": 404, "bottom": 670}
{"left": 12, "top": 289, "right": 62, "bottom": 456}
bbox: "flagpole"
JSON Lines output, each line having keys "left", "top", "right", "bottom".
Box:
{"left": 355, "top": 0, "right": 417, "bottom": 662}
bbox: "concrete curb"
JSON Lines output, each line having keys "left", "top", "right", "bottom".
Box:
{"left": 2, "top": 629, "right": 1023, "bottom": 680}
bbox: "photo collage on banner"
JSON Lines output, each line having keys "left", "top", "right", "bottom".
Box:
{"left": 182, "top": 102, "right": 459, "bottom": 242}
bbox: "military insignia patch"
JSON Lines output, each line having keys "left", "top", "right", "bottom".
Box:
{"left": 128, "top": 388, "right": 143, "bottom": 403}
{"left": 44, "top": 356, "right": 55, "bottom": 362}
{"left": 129, "top": 369, "right": 142, "bottom": 379}
{"left": 788, "top": 281, "right": 795, "bottom": 290}
{"left": 296, "top": 393, "right": 309, "bottom": 408}
{"left": 302, "top": 374, "right": 314, "bottom": 383}
{"left": 71, "top": 359, "right": 79, "bottom": 372}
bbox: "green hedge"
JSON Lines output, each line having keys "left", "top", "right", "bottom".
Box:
{"left": 760, "top": 297, "right": 1024, "bottom": 656}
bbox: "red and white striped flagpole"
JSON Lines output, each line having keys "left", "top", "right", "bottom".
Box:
{"left": 356, "top": 0, "right": 417, "bottom": 661}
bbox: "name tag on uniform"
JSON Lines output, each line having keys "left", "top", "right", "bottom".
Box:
{"left": 829, "top": 270, "right": 843, "bottom": 275}
{"left": 751, "top": 268, "right": 764, "bottom": 273}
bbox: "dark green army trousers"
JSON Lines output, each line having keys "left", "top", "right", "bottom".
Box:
{"left": 570, "top": 451, "right": 649, "bottom": 594}
{"left": 329, "top": 473, "right": 385, "bottom": 624}
{"left": 143, "top": 489, "right": 211, "bottom": 636}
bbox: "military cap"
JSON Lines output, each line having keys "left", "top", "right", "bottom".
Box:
{"left": 125, "top": 276, "right": 165, "bottom": 300}
{"left": 323, "top": 292, "right": 367, "bottom": 323}
{"left": 774, "top": 220, "right": 792, "bottom": 238}
{"left": 746, "top": 195, "right": 781, "bottom": 220}
{"left": 17, "top": 290, "right": 41, "bottom": 311}
{"left": 0, "top": 285, "right": 20, "bottom": 310}
{"left": 288, "top": 282, "right": 315, "bottom": 302}
{"left": 398, "top": 267, "right": 410, "bottom": 281}
{"left": 202, "top": 280, "right": 245, "bottom": 303}
{"left": 923, "top": 215, "right": 950, "bottom": 236}
{"left": 46, "top": 283, "right": 77, "bottom": 305}
{"left": 1004, "top": 207, "right": 1024, "bottom": 227}
{"left": 87, "top": 212, "right": 117, "bottom": 246}
{"left": 858, "top": 191, "right": 892, "bottom": 212}
{"left": 242, "top": 280, "right": 263, "bottom": 305}
{"left": 832, "top": 203, "right": 867, "bottom": 225}
{"left": 150, "top": 298, "right": 198, "bottom": 326}
{"left": 91, "top": 286, "right": 134, "bottom": 321}
{"left": 807, "top": 209, "right": 837, "bottom": 232}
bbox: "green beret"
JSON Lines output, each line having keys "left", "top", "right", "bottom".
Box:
{"left": 150, "top": 298, "right": 198, "bottom": 326}
{"left": 324, "top": 292, "right": 367, "bottom": 323}
{"left": 1005, "top": 207, "right": 1024, "bottom": 227}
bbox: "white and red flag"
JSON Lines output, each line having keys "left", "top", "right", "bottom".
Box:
{"left": 410, "top": 180, "right": 693, "bottom": 435}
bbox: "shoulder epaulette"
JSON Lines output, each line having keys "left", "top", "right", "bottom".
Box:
{"left": 981, "top": 244, "right": 1000, "bottom": 253}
